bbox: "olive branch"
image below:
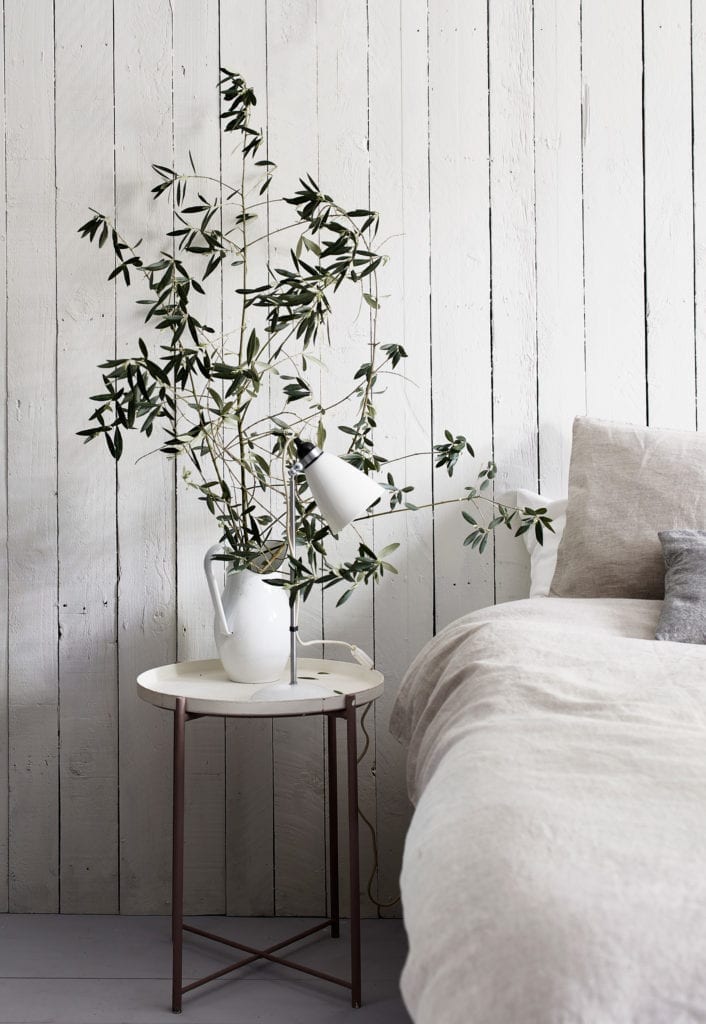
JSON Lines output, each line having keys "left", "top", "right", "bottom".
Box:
{"left": 78, "top": 69, "right": 551, "bottom": 607}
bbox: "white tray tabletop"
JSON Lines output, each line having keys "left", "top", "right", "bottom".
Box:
{"left": 137, "top": 657, "right": 384, "bottom": 717}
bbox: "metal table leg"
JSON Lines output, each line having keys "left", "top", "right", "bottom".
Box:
{"left": 169, "top": 699, "right": 362, "bottom": 1011}
{"left": 327, "top": 712, "right": 340, "bottom": 939}
{"left": 172, "top": 697, "right": 186, "bottom": 1014}
{"left": 345, "top": 695, "right": 361, "bottom": 1008}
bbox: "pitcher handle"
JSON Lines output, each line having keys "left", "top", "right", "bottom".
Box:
{"left": 204, "top": 544, "right": 233, "bottom": 636}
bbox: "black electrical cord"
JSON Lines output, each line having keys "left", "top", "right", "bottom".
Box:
{"left": 356, "top": 702, "right": 401, "bottom": 912}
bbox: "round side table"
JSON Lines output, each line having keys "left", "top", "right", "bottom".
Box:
{"left": 137, "top": 657, "right": 384, "bottom": 1013}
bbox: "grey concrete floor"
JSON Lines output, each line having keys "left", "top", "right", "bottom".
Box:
{"left": 0, "top": 915, "right": 412, "bottom": 1024}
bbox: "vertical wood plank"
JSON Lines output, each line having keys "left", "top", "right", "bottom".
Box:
{"left": 173, "top": 0, "right": 226, "bottom": 917}
{"left": 55, "top": 0, "right": 118, "bottom": 913}
{"left": 115, "top": 0, "right": 176, "bottom": 915}
{"left": 429, "top": 0, "right": 494, "bottom": 628}
{"left": 0, "top": 0, "right": 7, "bottom": 914}
{"left": 489, "top": 0, "right": 538, "bottom": 602}
{"left": 6, "top": 0, "right": 59, "bottom": 913}
{"left": 644, "top": 0, "right": 696, "bottom": 428}
{"left": 533, "top": 0, "right": 585, "bottom": 494}
{"left": 582, "top": 0, "right": 646, "bottom": 424}
{"left": 369, "top": 0, "right": 433, "bottom": 916}
{"left": 694, "top": 0, "right": 706, "bottom": 431}
{"left": 267, "top": 0, "right": 326, "bottom": 917}
{"left": 220, "top": 0, "right": 276, "bottom": 917}
{"left": 316, "top": 0, "right": 377, "bottom": 919}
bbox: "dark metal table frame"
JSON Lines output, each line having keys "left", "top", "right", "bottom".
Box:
{"left": 171, "top": 692, "right": 362, "bottom": 1013}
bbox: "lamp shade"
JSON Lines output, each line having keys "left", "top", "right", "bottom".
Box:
{"left": 295, "top": 440, "right": 383, "bottom": 534}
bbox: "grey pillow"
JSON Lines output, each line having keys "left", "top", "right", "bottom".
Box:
{"left": 655, "top": 530, "right": 706, "bottom": 643}
{"left": 550, "top": 417, "right": 706, "bottom": 599}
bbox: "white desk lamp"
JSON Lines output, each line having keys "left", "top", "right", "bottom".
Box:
{"left": 254, "top": 438, "right": 383, "bottom": 701}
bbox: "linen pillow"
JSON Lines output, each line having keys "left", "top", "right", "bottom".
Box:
{"left": 515, "top": 489, "right": 567, "bottom": 597}
{"left": 655, "top": 530, "right": 706, "bottom": 643}
{"left": 550, "top": 417, "right": 706, "bottom": 599}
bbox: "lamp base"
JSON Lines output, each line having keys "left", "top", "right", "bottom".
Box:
{"left": 252, "top": 678, "right": 328, "bottom": 702}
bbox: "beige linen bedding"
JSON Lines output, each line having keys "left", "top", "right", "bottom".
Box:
{"left": 390, "top": 598, "right": 706, "bottom": 1024}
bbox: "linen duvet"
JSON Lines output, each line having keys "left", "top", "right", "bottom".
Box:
{"left": 390, "top": 597, "right": 706, "bottom": 1024}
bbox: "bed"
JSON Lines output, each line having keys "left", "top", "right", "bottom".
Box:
{"left": 391, "top": 594, "right": 706, "bottom": 1023}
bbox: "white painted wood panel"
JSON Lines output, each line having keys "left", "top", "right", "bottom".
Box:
{"left": 429, "top": 0, "right": 494, "bottom": 629}
{"left": 5, "top": 0, "right": 59, "bottom": 913}
{"left": 694, "top": 0, "right": 706, "bottom": 430}
{"left": 114, "top": 0, "right": 177, "bottom": 915}
{"left": 267, "top": 0, "right": 327, "bottom": 918}
{"left": 489, "top": 0, "right": 538, "bottom": 601}
{"left": 582, "top": 0, "right": 646, "bottom": 424}
{"left": 644, "top": 0, "right": 696, "bottom": 429}
{"left": 172, "top": 0, "right": 226, "bottom": 917}
{"left": 0, "top": 0, "right": 8, "bottom": 916}
{"left": 533, "top": 0, "right": 586, "bottom": 495}
{"left": 2, "top": 0, "right": 703, "bottom": 917}
{"left": 369, "top": 0, "right": 434, "bottom": 913}
{"left": 316, "top": 0, "right": 377, "bottom": 921}
{"left": 55, "top": 0, "right": 119, "bottom": 913}
{"left": 219, "top": 0, "right": 276, "bottom": 918}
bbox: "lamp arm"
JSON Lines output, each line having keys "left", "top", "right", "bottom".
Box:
{"left": 287, "top": 462, "right": 301, "bottom": 686}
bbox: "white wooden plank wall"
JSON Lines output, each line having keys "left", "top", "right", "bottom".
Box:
{"left": 0, "top": 0, "right": 7, "bottom": 915}
{"left": 55, "top": 0, "right": 118, "bottom": 914}
{"left": 6, "top": 0, "right": 59, "bottom": 913}
{"left": 220, "top": 0, "right": 276, "bottom": 920}
{"left": 534, "top": 0, "right": 585, "bottom": 496}
{"left": 643, "top": 0, "right": 696, "bottom": 429}
{"left": 316, "top": 0, "right": 378, "bottom": 919}
{"left": 173, "top": 0, "right": 226, "bottom": 917}
{"left": 489, "top": 0, "right": 539, "bottom": 603}
{"left": 583, "top": 0, "right": 646, "bottom": 424}
{"left": 112, "top": 0, "right": 176, "bottom": 917}
{"left": 429, "top": 0, "right": 493, "bottom": 632}
{"left": 0, "top": 0, "right": 702, "bottom": 916}
{"left": 369, "top": 0, "right": 434, "bottom": 914}
{"left": 695, "top": 0, "right": 706, "bottom": 429}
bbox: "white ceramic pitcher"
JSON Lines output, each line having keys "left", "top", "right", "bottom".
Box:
{"left": 204, "top": 544, "right": 289, "bottom": 683}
